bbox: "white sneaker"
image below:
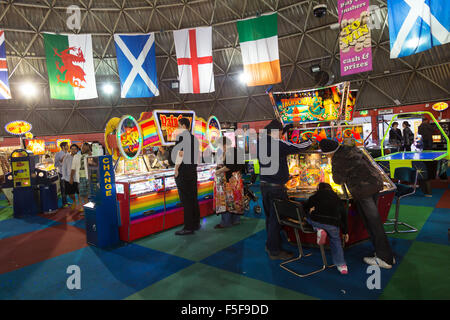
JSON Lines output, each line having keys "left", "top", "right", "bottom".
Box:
{"left": 363, "top": 256, "right": 394, "bottom": 269}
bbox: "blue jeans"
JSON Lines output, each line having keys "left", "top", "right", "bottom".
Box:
{"left": 220, "top": 212, "right": 241, "bottom": 227}
{"left": 307, "top": 217, "right": 346, "bottom": 267}
{"left": 260, "top": 185, "right": 288, "bottom": 255}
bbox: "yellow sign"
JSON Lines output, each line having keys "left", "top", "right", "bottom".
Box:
{"left": 432, "top": 102, "right": 448, "bottom": 112}
{"left": 5, "top": 121, "right": 32, "bottom": 136}
{"left": 12, "top": 160, "right": 31, "bottom": 187}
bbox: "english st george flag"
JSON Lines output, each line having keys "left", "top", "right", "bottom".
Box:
{"left": 237, "top": 12, "right": 281, "bottom": 86}
{"left": 173, "top": 27, "right": 215, "bottom": 94}
{"left": 0, "top": 30, "right": 12, "bottom": 99}
{"left": 114, "top": 33, "right": 159, "bottom": 98}
{"left": 43, "top": 33, "right": 98, "bottom": 100}
{"left": 388, "top": 0, "right": 450, "bottom": 58}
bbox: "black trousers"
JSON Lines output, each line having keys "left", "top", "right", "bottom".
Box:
{"left": 260, "top": 184, "right": 288, "bottom": 255}
{"left": 175, "top": 171, "right": 200, "bottom": 231}
{"left": 58, "top": 173, "right": 67, "bottom": 206}
{"left": 356, "top": 195, "right": 394, "bottom": 264}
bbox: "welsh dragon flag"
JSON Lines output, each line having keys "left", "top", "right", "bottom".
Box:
{"left": 43, "top": 33, "right": 97, "bottom": 100}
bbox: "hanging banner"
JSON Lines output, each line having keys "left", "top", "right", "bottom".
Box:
{"left": 269, "top": 82, "right": 350, "bottom": 125}
{"left": 338, "top": 0, "right": 373, "bottom": 76}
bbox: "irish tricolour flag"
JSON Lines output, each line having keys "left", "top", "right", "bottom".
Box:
{"left": 43, "top": 33, "right": 97, "bottom": 100}
{"left": 237, "top": 13, "right": 281, "bottom": 87}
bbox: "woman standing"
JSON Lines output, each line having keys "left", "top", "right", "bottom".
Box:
{"left": 402, "top": 121, "right": 414, "bottom": 151}
{"left": 214, "top": 137, "right": 246, "bottom": 229}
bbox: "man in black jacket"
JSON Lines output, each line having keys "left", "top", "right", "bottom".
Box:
{"left": 258, "top": 120, "right": 312, "bottom": 260}
{"left": 388, "top": 122, "right": 402, "bottom": 150}
{"left": 172, "top": 117, "right": 201, "bottom": 236}
{"left": 418, "top": 118, "right": 434, "bottom": 150}
{"left": 319, "top": 139, "right": 395, "bottom": 269}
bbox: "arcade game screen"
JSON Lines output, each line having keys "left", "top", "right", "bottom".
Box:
{"left": 286, "top": 153, "right": 345, "bottom": 196}
{"left": 287, "top": 125, "right": 364, "bottom": 149}
{"left": 270, "top": 82, "right": 349, "bottom": 125}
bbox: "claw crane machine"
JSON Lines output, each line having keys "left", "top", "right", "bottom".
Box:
{"left": 268, "top": 82, "right": 396, "bottom": 246}
{"left": 103, "top": 110, "right": 220, "bottom": 242}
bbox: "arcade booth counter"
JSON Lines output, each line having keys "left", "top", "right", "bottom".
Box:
{"left": 375, "top": 112, "right": 449, "bottom": 190}
{"left": 89, "top": 109, "right": 222, "bottom": 244}
{"left": 268, "top": 82, "right": 396, "bottom": 247}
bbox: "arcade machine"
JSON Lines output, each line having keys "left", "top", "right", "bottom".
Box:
{"left": 83, "top": 155, "right": 120, "bottom": 248}
{"left": 24, "top": 138, "right": 59, "bottom": 213}
{"left": 268, "top": 82, "right": 396, "bottom": 246}
{"left": 35, "top": 162, "right": 59, "bottom": 214}
{"left": 104, "top": 110, "right": 219, "bottom": 242}
{"left": 375, "top": 112, "right": 449, "bottom": 180}
{"left": 431, "top": 120, "right": 449, "bottom": 151}
{"left": 9, "top": 149, "right": 40, "bottom": 217}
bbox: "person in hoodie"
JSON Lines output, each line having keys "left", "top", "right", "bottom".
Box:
{"left": 319, "top": 139, "right": 395, "bottom": 269}
{"left": 258, "top": 120, "right": 312, "bottom": 261}
{"left": 303, "top": 182, "right": 349, "bottom": 275}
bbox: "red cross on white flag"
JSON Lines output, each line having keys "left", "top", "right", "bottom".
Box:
{"left": 173, "top": 27, "right": 215, "bottom": 94}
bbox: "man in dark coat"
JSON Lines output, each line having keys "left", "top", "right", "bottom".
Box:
{"left": 319, "top": 139, "right": 395, "bottom": 269}
{"left": 418, "top": 118, "right": 435, "bottom": 150}
{"left": 388, "top": 122, "right": 402, "bottom": 150}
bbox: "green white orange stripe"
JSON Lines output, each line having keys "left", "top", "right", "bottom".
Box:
{"left": 237, "top": 12, "right": 281, "bottom": 86}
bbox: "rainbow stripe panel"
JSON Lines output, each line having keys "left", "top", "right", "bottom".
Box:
{"left": 198, "top": 181, "right": 214, "bottom": 201}
{"left": 165, "top": 188, "right": 181, "bottom": 212}
{"left": 194, "top": 118, "right": 209, "bottom": 151}
{"left": 130, "top": 191, "right": 165, "bottom": 222}
{"left": 140, "top": 117, "right": 161, "bottom": 147}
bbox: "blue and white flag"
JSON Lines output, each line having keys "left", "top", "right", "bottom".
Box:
{"left": 388, "top": 0, "right": 450, "bottom": 58}
{"left": 114, "top": 33, "right": 159, "bottom": 98}
{"left": 0, "top": 30, "right": 12, "bottom": 99}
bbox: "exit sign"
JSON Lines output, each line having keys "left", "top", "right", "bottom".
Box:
{"left": 378, "top": 109, "right": 393, "bottom": 115}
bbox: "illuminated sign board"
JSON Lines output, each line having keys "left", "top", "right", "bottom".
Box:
{"left": 24, "top": 139, "right": 45, "bottom": 155}
{"left": 432, "top": 102, "right": 448, "bottom": 112}
{"left": 5, "top": 121, "right": 32, "bottom": 136}
{"left": 270, "top": 82, "right": 350, "bottom": 125}
{"left": 117, "top": 115, "right": 143, "bottom": 160}
{"left": 153, "top": 110, "right": 195, "bottom": 145}
{"left": 207, "top": 116, "right": 222, "bottom": 151}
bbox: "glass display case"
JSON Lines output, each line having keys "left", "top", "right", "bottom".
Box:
{"left": 285, "top": 148, "right": 396, "bottom": 199}
{"left": 35, "top": 162, "right": 59, "bottom": 185}
{"left": 115, "top": 164, "right": 216, "bottom": 242}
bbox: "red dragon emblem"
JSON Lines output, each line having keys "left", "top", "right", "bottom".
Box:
{"left": 53, "top": 47, "right": 86, "bottom": 89}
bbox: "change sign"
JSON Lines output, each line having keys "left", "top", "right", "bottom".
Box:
{"left": 338, "top": 0, "right": 373, "bottom": 76}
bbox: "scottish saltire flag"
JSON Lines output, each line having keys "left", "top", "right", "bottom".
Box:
{"left": 388, "top": 0, "right": 450, "bottom": 58}
{"left": 114, "top": 33, "right": 159, "bottom": 98}
{"left": 0, "top": 30, "right": 12, "bottom": 99}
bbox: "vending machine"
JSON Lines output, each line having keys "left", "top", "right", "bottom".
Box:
{"left": 10, "top": 149, "right": 39, "bottom": 217}
{"left": 83, "top": 155, "right": 120, "bottom": 248}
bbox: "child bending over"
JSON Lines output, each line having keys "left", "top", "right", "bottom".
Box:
{"left": 303, "top": 182, "right": 349, "bottom": 275}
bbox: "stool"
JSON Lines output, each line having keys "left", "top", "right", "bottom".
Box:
{"left": 273, "top": 199, "right": 334, "bottom": 277}
{"left": 384, "top": 167, "right": 419, "bottom": 234}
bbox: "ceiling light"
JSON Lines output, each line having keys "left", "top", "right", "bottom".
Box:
{"left": 239, "top": 73, "right": 249, "bottom": 84}
{"left": 20, "top": 82, "right": 37, "bottom": 97}
{"left": 311, "top": 65, "right": 321, "bottom": 73}
{"left": 103, "top": 83, "right": 114, "bottom": 95}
